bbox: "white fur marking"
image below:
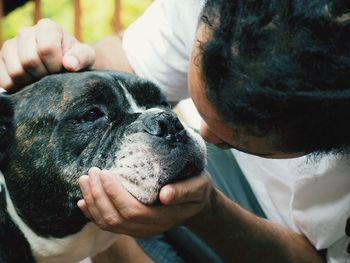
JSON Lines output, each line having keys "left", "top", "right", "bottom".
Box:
{"left": 118, "top": 80, "right": 145, "bottom": 113}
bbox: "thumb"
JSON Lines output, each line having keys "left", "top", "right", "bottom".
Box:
{"left": 62, "top": 41, "right": 96, "bottom": 72}
{"left": 159, "top": 172, "right": 212, "bottom": 205}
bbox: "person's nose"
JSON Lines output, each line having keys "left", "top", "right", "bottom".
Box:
{"left": 199, "top": 120, "right": 223, "bottom": 145}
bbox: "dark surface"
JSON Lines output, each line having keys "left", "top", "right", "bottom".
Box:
{"left": 0, "top": 185, "right": 35, "bottom": 263}
{"left": 4, "top": 0, "right": 30, "bottom": 15}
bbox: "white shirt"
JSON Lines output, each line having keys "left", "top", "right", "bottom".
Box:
{"left": 122, "top": 0, "right": 350, "bottom": 262}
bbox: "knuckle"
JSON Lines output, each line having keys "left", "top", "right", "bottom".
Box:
{"left": 104, "top": 183, "right": 118, "bottom": 198}
{"left": 195, "top": 185, "right": 209, "bottom": 202}
{"left": 21, "top": 55, "right": 40, "bottom": 70}
{"left": 36, "top": 18, "right": 63, "bottom": 36}
{"left": 96, "top": 220, "right": 108, "bottom": 230}
{"left": 1, "top": 39, "right": 13, "bottom": 52}
{"left": 0, "top": 80, "right": 13, "bottom": 91}
{"left": 83, "top": 195, "right": 93, "bottom": 206}
{"left": 83, "top": 198, "right": 93, "bottom": 207}
{"left": 176, "top": 188, "right": 186, "bottom": 200}
{"left": 37, "top": 18, "right": 56, "bottom": 27}
{"left": 37, "top": 42, "right": 58, "bottom": 57}
{"left": 90, "top": 189, "right": 103, "bottom": 200}
{"left": 120, "top": 207, "right": 139, "bottom": 221}
{"left": 7, "top": 67, "right": 24, "bottom": 80}
{"left": 103, "top": 214, "right": 120, "bottom": 226}
{"left": 18, "top": 27, "right": 32, "bottom": 37}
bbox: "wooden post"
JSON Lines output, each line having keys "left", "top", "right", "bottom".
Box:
{"left": 34, "top": 0, "right": 41, "bottom": 24}
{"left": 0, "top": 0, "right": 3, "bottom": 46}
{"left": 113, "top": 0, "right": 122, "bottom": 33}
{"left": 74, "top": 0, "right": 81, "bottom": 41}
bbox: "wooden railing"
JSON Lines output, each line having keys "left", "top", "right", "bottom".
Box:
{"left": 0, "top": 0, "right": 123, "bottom": 45}
{"left": 0, "top": 0, "right": 3, "bottom": 46}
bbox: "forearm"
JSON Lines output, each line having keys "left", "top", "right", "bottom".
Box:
{"left": 186, "top": 189, "right": 324, "bottom": 263}
{"left": 91, "top": 34, "right": 133, "bottom": 73}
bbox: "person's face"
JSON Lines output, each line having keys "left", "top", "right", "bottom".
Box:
{"left": 188, "top": 24, "right": 304, "bottom": 159}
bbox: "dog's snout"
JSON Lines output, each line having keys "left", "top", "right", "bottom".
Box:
{"left": 143, "top": 111, "right": 186, "bottom": 142}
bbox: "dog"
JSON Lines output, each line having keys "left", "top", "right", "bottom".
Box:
{"left": 0, "top": 70, "right": 206, "bottom": 263}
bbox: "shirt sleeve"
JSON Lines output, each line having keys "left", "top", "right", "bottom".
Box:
{"left": 122, "top": 0, "right": 204, "bottom": 102}
{"left": 291, "top": 156, "right": 350, "bottom": 262}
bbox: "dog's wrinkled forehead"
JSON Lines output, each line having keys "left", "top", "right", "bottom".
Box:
{"left": 58, "top": 71, "right": 135, "bottom": 114}
{"left": 12, "top": 70, "right": 169, "bottom": 117}
{"left": 68, "top": 70, "right": 169, "bottom": 111}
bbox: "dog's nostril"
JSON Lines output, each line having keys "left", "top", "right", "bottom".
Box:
{"left": 165, "top": 129, "right": 187, "bottom": 143}
{"left": 144, "top": 118, "right": 167, "bottom": 136}
{"left": 143, "top": 111, "right": 186, "bottom": 141}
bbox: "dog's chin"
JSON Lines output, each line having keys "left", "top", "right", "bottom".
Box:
{"left": 109, "top": 132, "right": 206, "bottom": 204}
{"left": 112, "top": 172, "right": 160, "bottom": 204}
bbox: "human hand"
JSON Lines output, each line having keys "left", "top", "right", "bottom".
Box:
{"left": 77, "top": 167, "right": 213, "bottom": 237}
{"left": 0, "top": 18, "right": 95, "bottom": 91}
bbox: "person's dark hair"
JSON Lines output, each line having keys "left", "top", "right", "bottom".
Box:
{"left": 199, "top": 0, "right": 350, "bottom": 154}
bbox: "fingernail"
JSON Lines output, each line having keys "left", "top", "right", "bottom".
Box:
{"left": 89, "top": 167, "right": 101, "bottom": 174}
{"left": 64, "top": 55, "right": 79, "bottom": 71}
{"left": 77, "top": 199, "right": 84, "bottom": 207}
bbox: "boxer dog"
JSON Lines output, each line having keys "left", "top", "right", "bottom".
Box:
{"left": 0, "top": 71, "right": 206, "bottom": 263}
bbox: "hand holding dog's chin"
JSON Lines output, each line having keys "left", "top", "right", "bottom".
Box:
{"left": 77, "top": 168, "right": 213, "bottom": 237}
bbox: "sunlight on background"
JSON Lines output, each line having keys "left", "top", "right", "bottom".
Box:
{"left": 2, "top": 0, "right": 202, "bottom": 131}
{"left": 3, "top": 0, "right": 152, "bottom": 42}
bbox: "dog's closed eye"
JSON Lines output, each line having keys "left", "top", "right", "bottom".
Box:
{"left": 80, "top": 107, "right": 105, "bottom": 123}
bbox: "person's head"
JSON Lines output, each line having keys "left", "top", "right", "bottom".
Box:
{"left": 188, "top": 0, "right": 350, "bottom": 158}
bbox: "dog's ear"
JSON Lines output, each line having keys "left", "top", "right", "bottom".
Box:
{"left": 0, "top": 94, "right": 14, "bottom": 163}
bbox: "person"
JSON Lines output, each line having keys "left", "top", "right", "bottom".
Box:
{"left": 1, "top": 0, "right": 349, "bottom": 262}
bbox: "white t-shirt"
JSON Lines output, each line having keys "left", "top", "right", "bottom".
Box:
{"left": 123, "top": 0, "right": 350, "bottom": 262}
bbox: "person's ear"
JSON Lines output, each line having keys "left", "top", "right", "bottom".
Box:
{"left": 0, "top": 94, "right": 14, "bottom": 163}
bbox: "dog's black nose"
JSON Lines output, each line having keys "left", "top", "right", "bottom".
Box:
{"left": 143, "top": 111, "right": 186, "bottom": 142}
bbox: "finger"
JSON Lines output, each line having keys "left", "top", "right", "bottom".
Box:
{"left": 2, "top": 39, "right": 34, "bottom": 85}
{"left": 0, "top": 59, "right": 14, "bottom": 90}
{"left": 88, "top": 168, "right": 122, "bottom": 226}
{"left": 100, "top": 170, "right": 185, "bottom": 226}
{"left": 77, "top": 199, "right": 92, "bottom": 220}
{"left": 35, "top": 19, "right": 64, "bottom": 73}
{"left": 159, "top": 171, "right": 212, "bottom": 205}
{"left": 100, "top": 170, "right": 152, "bottom": 222}
{"left": 62, "top": 39, "right": 96, "bottom": 72}
{"left": 99, "top": 171, "right": 203, "bottom": 236}
{"left": 100, "top": 170, "right": 140, "bottom": 209}
{"left": 79, "top": 173, "right": 102, "bottom": 223}
{"left": 17, "top": 27, "right": 48, "bottom": 79}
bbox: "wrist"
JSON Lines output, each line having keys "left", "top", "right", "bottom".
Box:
{"left": 185, "top": 187, "right": 222, "bottom": 231}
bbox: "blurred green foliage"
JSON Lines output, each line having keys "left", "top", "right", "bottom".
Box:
{"left": 3, "top": 0, "right": 152, "bottom": 42}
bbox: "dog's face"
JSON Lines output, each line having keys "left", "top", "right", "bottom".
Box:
{"left": 0, "top": 70, "right": 206, "bottom": 238}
